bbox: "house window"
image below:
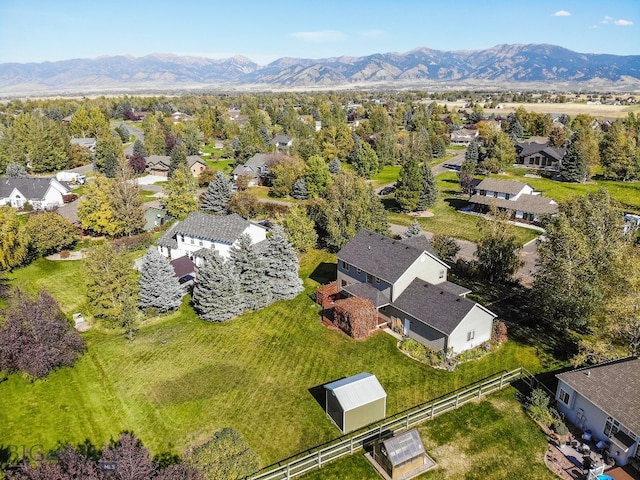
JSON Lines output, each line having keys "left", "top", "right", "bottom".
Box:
{"left": 366, "top": 273, "right": 373, "bottom": 283}
{"left": 439, "top": 269, "right": 445, "bottom": 279}
{"left": 180, "top": 235, "right": 185, "bottom": 243}
{"left": 505, "top": 194, "right": 510, "bottom": 200}
{"left": 375, "top": 277, "right": 381, "bottom": 284}
{"left": 356, "top": 268, "right": 362, "bottom": 275}
{"left": 199, "top": 240, "right": 203, "bottom": 247}
{"left": 558, "top": 388, "right": 571, "bottom": 406}
{"left": 341, "top": 261, "right": 350, "bottom": 271}
{"left": 467, "top": 330, "right": 475, "bottom": 341}
{"left": 190, "top": 238, "right": 194, "bottom": 245}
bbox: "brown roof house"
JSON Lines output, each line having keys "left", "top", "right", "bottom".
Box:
{"left": 515, "top": 141, "right": 566, "bottom": 171}
{"left": 555, "top": 357, "right": 640, "bottom": 467}
{"left": 332, "top": 230, "right": 496, "bottom": 354}
{"left": 468, "top": 177, "right": 558, "bottom": 224}
{"left": 145, "top": 155, "right": 206, "bottom": 178}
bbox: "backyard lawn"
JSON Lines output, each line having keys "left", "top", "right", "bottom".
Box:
{"left": 1, "top": 251, "right": 543, "bottom": 468}
{"left": 300, "top": 387, "right": 556, "bottom": 480}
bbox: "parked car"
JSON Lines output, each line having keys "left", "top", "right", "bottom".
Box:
{"left": 379, "top": 186, "right": 395, "bottom": 195}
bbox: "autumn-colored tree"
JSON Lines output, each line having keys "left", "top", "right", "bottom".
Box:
{"left": 0, "top": 206, "right": 29, "bottom": 271}
{"left": 163, "top": 163, "right": 198, "bottom": 220}
{"left": 26, "top": 211, "right": 79, "bottom": 257}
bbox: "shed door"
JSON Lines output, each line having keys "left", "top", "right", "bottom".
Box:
{"left": 403, "top": 319, "right": 410, "bottom": 336}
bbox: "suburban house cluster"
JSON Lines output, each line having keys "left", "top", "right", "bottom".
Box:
{"left": 555, "top": 356, "right": 640, "bottom": 467}
{"left": 468, "top": 177, "right": 558, "bottom": 223}
{"left": 317, "top": 230, "right": 496, "bottom": 354}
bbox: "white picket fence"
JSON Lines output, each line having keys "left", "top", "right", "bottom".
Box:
{"left": 251, "top": 367, "right": 535, "bottom": 480}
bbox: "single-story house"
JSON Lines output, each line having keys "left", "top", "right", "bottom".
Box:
{"left": 332, "top": 230, "right": 496, "bottom": 354}
{"left": 515, "top": 141, "right": 566, "bottom": 171}
{"left": 324, "top": 372, "right": 387, "bottom": 434}
{"left": 450, "top": 128, "right": 479, "bottom": 146}
{"left": 468, "top": 177, "right": 558, "bottom": 223}
{"left": 232, "top": 153, "right": 271, "bottom": 186}
{"left": 157, "top": 212, "right": 267, "bottom": 261}
{"left": 70, "top": 137, "right": 97, "bottom": 153}
{"left": 0, "top": 177, "right": 70, "bottom": 210}
{"left": 270, "top": 134, "right": 293, "bottom": 151}
{"left": 555, "top": 357, "right": 640, "bottom": 467}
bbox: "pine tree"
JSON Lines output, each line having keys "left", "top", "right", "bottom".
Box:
{"left": 416, "top": 163, "right": 437, "bottom": 211}
{"left": 192, "top": 249, "right": 244, "bottom": 322}
{"left": 395, "top": 157, "right": 422, "bottom": 212}
{"left": 328, "top": 158, "right": 341, "bottom": 174}
{"left": 560, "top": 131, "right": 588, "bottom": 182}
{"left": 168, "top": 144, "right": 187, "bottom": 178}
{"left": 405, "top": 219, "right": 421, "bottom": 238}
{"left": 291, "top": 177, "right": 308, "bottom": 200}
{"left": 263, "top": 226, "right": 303, "bottom": 301}
{"left": 200, "top": 171, "right": 232, "bottom": 215}
{"left": 231, "top": 234, "right": 271, "bottom": 311}
{"left": 138, "top": 247, "right": 183, "bottom": 313}
{"left": 132, "top": 139, "right": 147, "bottom": 157}
{"left": 465, "top": 140, "right": 479, "bottom": 164}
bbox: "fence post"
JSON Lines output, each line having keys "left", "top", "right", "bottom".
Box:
{"left": 431, "top": 403, "right": 435, "bottom": 419}
{"left": 350, "top": 437, "right": 354, "bottom": 454}
{"left": 478, "top": 383, "right": 482, "bottom": 398}
{"left": 406, "top": 413, "right": 410, "bottom": 429}
{"left": 500, "top": 372, "right": 505, "bottom": 389}
{"left": 286, "top": 463, "right": 290, "bottom": 480}
{"left": 455, "top": 393, "right": 460, "bottom": 407}
{"left": 318, "top": 449, "right": 322, "bottom": 468}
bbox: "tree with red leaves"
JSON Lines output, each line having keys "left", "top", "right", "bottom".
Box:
{"left": 0, "top": 289, "right": 86, "bottom": 379}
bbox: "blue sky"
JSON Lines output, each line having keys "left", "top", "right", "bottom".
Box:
{"left": 0, "top": 0, "right": 638, "bottom": 64}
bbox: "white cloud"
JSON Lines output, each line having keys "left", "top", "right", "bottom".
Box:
{"left": 553, "top": 10, "right": 571, "bottom": 17}
{"left": 289, "top": 30, "right": 347, "bottom": 43}
{"left": 359, "top": 29, "right": 386, "bottom": 39}
{"left": 614, "top": 19, "right": 633, "bottom": 26}
{"left": 601, "top": 16, "right": 613, "bottom": 24}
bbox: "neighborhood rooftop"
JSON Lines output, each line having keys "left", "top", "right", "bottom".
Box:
{"left": 392, "top": 278, "right": 483, "bottom": 335}
{"left": 0, "top": 177, "right": 60, "bottom": 199}
{"left": 556, "top": 356, "right": 640, "bottom": 435}
{"left": 474, "top": 177, "right": 531, "bottom": 195}
{"left": 468, "top": 193, "right": 558, "bottom": 215}
{"left": 337, "top": 230, "right": 444, "bottom": 284}
{"left": 159, "top": 213, "right": 251, "bottom": 246}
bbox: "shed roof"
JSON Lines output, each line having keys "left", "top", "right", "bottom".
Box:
{"left": 325, "top": 372, "right": 386, "bottom": 412}
{"left": 342, "top": 282, "right": 390, "bottom": 307}
{"left": 556, "top": 357, "right": 640, "bottom": 435}
{"left": 382, "top": 429, "right": 425, "bottom": 467}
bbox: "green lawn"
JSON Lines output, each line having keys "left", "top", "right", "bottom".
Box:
{"left": 205, "top": 158, "right": 235, "bottom": 174}
{"left": 0, "top": 252, "right": 543, "bottom": 468}
{"left": 301, "top": 388, "right": 556, "bottom": 480}
{"left": 387, "top": 172, "right": 538, "bottom": 245}
{"left": 370, "top": 165, "right": 401, "bottom": 188}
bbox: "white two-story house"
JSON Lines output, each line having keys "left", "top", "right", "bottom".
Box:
{"left": 157, "top": 212, "right": 267, "bottom": 262}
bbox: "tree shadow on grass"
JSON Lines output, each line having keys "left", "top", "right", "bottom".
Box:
{"left": 308, "top": 263, "right": 337, "bottom": 286}
{"left": 443, "top": 197, "right": 470, "bottom": 210}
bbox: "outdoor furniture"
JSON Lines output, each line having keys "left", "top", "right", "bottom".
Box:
{"left": 582, "top": 431, "right": 593, "bottom": 441}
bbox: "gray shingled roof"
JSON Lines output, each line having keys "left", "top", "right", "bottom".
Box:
{"left": 146, "top": 155, "right": 171, "bottom": 168}
{"left": 187, "top": 155, "right": 205, "bottom": 167}
{"left": 173, "top": 213, "right": 249, "bottom": 244}
{"left": 401, "top": 234, "right": 437, "bottom": 256}
{"left": 342, "top": 283, "right": 390, "bottom": 307}
{"left": 556, "top": 357, "right": 640, "bottom": 435}
{"left": 245, "top": 153, "right": 270, "bottom": 170}
{"left": 337, "top": 230, "right": 442, "bottom": 284}
{"left": 0, "top": 177, "right": 62, "bottom": 200}
{"left": 516, "top": 142, "right": 566, "bottom": 162}
{"left": 392, "top": 278, "right": 492, "bottom": 335}
{"left": 469, "top": 193, "right": 558, "bottom": 215}
{"left": 270, "top": 134, "right": 292, "bottom": 145}
{"left": 475, "top": 178, "right": 530, "bottom": 196}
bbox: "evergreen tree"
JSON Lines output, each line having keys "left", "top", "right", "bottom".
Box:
{"left": 431, "top": 135, "right": 446, "bottom": 158}
{"left": 192, "top": 249, "right": 244, "bottom": 322}
{"left": 395, "top": 157, "right": 422, "bottom": 212}
{"left": 405, "top": 219, "right": 421, "bottom": 238}
{"left": 200, "top": 171, "right": 232, "bottom": 215}
{"left": 5, "top": 161, "right": 27, "bottom": 177}
{"left": 263, "top": 226, "right": 303, "bottom": 301}
{"left": 231, "top": 234, "right": 271, "bottom": 311}
{"left": 132, "top": 138, "right": 147, "bottom": 157}
{"left": 560, "top": 131, "right": 588, "bottom": 182}
{"left": 328, "top": 157, "right": 341, "bottom": 174}
{"left": 416, "top": 163, "right": 437, "bottom": 211}
{"left": 138, "top": 247, "right": 183, "bottom": 313}
{"left": 168, "top": 144, "right": 187, "bottom": 178}
{"left": 458, "top": 160, "right": 476, "bottom": 195}
{"left": 291, "top": 177, "right": 308, "bottom": 200}
{"left": 465, "top": 140, "right": 479, "bottom": 164}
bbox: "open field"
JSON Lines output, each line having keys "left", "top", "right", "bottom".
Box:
{"left": 300, "top": 387, "right": 556, "bottom": 480}
{"left": 442, "top": 101, "right": 640, "bottom": 119}
{"left": 1, "top": 251, "right": 544, "bottom": 467}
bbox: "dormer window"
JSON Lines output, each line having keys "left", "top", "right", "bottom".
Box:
{"left": 342, "top": 261, "right": 350, "bottom": 271}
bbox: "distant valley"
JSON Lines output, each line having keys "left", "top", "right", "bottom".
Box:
{"left": 1, "top": 43, "right": 639, "bottom": 96}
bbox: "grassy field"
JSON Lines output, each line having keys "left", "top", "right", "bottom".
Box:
{"left": 300, "top": 387, "right": 556, "bottom": 480}
{"left": 370, "top": 165, "right": 401, "bottom": 189}
{"left": 1, "top": 251, "right": 543, "bottom": 467}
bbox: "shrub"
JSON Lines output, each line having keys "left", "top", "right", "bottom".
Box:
{"left": 525, "top": 388, "right": 554, "bottom": 426}
{"left": 493, "top": 320, "right": 508, "bottom": 343}
{"left": 111, "top": 232, "right": 152, "bottom": 252}
{"left": 399, "top": 339, "right": 444, "bottom": 366}
{"left": 553, "top": 420, "right": 569, "bottom": 436}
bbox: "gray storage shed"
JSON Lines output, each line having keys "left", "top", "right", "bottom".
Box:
{"left": 324, "top": 372, "right": 387, "bottom": 434}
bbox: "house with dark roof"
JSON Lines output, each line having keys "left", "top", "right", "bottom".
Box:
{"left": 555, "top": 357, "right": 640, "bottom": 467}
{"left": 232, "top": 153, "right": 271, "bottom": 186}
{"left": 515, "top": 141, "right": 566, "bottom": 171}
{"left": 335, "top": 230, "right": 495, "bottom": 353}
{"left": 145, "top": 155, "right": 206, "bottom": 178}
{"left": 270, "top": 134, "right": 293, "bottom": 151}
{"left": 468, "top": 178, "right": 558, "bottom": 223}
{"left": 157, "top": 212, "right": 267, "bottom": 261}
{"left": 0, "top": 177, "right": 70, "bottom": 210}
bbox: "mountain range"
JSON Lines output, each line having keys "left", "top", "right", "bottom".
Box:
{"left": 1, "top": 44, "right": 639, "bottom": 96}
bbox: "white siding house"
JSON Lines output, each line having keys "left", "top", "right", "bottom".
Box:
{"left": 0, "top": 177, "right": 69, "bottom": 210}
